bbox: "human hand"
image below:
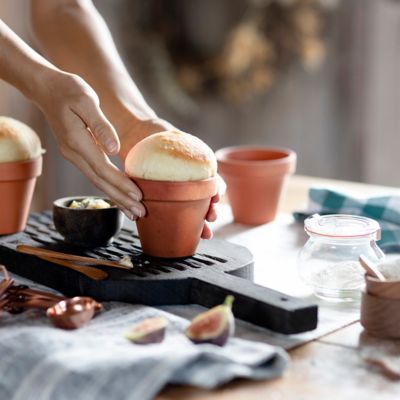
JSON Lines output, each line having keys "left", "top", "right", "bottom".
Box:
{"left": 34, "top": 70, "right": 145, "bottom": 220}
{"left": 201, "top": 193, "right": 220, "bottom": 239}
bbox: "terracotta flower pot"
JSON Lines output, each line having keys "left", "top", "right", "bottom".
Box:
{"left": 132, "top": 177, "right": 218, "bottom": 258}
{"left": 216, "top": 146, "right": 296, "bottom": 225}
{"left": 0, "top": 156, "right": 43, "bottom": 235}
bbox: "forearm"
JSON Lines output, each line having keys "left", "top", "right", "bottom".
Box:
{"left": 0, "top": 19, "right": 57, "bottom": 102}
{"left": 0, "top": 18, "right": 146, "bottom": 219}
{"left": 30, "top": 0, "right": 158, "bottom": 136}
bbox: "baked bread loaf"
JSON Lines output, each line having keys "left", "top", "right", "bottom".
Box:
{"left": 125, "top": 130, "right": 217, "bottom": 181}
{"left": 0, "top": 116, "right": 43, "bottom": 163}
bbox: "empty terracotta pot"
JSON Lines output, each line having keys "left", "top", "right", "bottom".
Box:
{"left": 216, "top": 146, "right": 296, "bottom": 225}
{"left": 0, "top": 156, "right": 42, "bottom": 235}
{"left": 132, "top": 177, "right": 218, "bottom": 258}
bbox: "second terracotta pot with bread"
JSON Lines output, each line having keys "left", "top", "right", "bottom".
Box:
{"left": 0, "top": 156, "right": 42, "bottom": 235}
{"left": 0, "top": 117, "right": 44, "bottom": 235}
{"left": 133, "top": 177, "right": 218, "bottom": 258}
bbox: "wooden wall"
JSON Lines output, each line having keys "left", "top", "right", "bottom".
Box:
{"left": 1, "top": 0, "right": 399, "bottom": 213}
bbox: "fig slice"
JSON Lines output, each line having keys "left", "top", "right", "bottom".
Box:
{"left": 125, "top": 316, "right": 167, "bottom": 344}
{"left": 186, "top": 295, "right": 235, "bottom": 346}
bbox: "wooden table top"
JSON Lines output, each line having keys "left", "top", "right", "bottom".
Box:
{"left": 158, "top": 175, "right": 400, "bottom": 399}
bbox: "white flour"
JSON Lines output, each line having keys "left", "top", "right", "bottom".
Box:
{"left": 379, "top": 258, "right": 400, "bottom": 280}
{"left": 312, "top": 260, "right": 365, "bottom": 290}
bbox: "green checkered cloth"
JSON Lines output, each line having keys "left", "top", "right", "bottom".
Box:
{"left": 293, "top": 188, "right": 400, "bottom": 253}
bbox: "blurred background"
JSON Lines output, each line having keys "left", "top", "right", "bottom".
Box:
{"left": 1, "top": 0, "right": 399, "bottom": 210}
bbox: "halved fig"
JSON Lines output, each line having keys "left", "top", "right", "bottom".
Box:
{"left": 125, "top": 316, "right": 167, "bottom": 344}
{"left": 186, "top": 295, "right": 235, "bottom": 346}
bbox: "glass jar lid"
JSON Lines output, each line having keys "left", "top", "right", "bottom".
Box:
{"left": 304, "top": 214, "right": 381, "bottom": 239}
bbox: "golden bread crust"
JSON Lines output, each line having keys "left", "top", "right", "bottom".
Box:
{"left": 154, "top": 131, "right": 212, "bottom": 165}
{"left": 0, "top": 116, "right": 42, "bottom": 162}
{"left": 125, "top": 130, "right": 217, "bottom": 181}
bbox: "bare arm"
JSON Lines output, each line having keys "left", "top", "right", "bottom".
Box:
{"left": 30, "top": 0, "right": 217, "bottom": 238}
{"left": 30, "top": 0, "right": 170, "bottom": 161}
{"left": 0, "top": 18, "right": 56, "bottom": 102}
{"left": 0, "top": 18, "right": 144, "bottom": 220}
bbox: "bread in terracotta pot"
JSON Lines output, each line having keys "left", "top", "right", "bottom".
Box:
{"left": 125, "top": 130, "right": 218, "bottom": 258}
{"left": 125, "top": 130, "right": 217, "bottom": 181}
{"left": 0, "top": 117, "right": 44, "bottom": 234}
{"left": 0, "top": 116, "right": 43, "bottom": 162}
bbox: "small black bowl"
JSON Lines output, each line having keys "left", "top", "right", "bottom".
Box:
{"left": 53, "top": 196, "right": 123, "bottom": 247}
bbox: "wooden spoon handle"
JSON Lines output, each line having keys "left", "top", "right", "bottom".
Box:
{"left": 359, "top": 255, "right": 386, "bottom": 281}
{"left": 39, "top": 255, "right": 108, "bottom": 281}
{"left": 16, "top": 245, "right": 132, "bottom": 270}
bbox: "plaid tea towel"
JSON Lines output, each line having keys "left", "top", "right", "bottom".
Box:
{"left": 293, "top": 187, "right": 400, "bottom": 253}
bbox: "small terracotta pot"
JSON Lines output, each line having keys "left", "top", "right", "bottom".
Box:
{"left": 0, "top": 156, "right": 43, "bottom": 235}
{"left": 132, "top": 177, "right": 218, "bottom": 258}
{"left": 216, "top": 146, "right": 296, "bottom": 225}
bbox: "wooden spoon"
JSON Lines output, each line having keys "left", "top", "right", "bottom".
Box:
{"left": 359, "top": 255, "right": 386, "bottom": 281}
{"left": 16, "top": 245, "right": 133, "bottom": 271}
{"left": 39, "top": 255, "right": 108, "bottom": 281}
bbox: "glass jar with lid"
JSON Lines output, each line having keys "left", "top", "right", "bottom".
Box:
{"left": 298, "top": 214, "right": 384, "bottom": 301}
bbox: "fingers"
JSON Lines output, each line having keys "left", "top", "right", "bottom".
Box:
{"left": 63, "top": 147, "right": 145, "bottom": 219}
{"left": 39, "top": 73, "right": 144, "bottom": 219}
{"left": 67, "top": 113, "right": 142, "bottom": 200}
{"left": 202, "top": 192, "right": 221, "bottom": 239}
{"left": 205, "top": 202, "right": 217, "bottom": 222}
{"left": 201, "top": 221, "right": 213, "bottom": 240}
{"left": 58, "top": 114, "right": 145, "bottom": 219}
{"left": 205, "top": 193, "right": 220, "bottom": 222}
{"left": 71, "top": 95, "right": 120, "bottom": 156}
{"left": 211, "top": 193, "right": 221, "bottom": 204}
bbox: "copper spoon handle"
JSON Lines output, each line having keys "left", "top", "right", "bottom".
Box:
{"left": 16, "top": 245, "right": 133, "bottom": 271}
{"left": 39, "top": 255, "right": 108, "bottom": 281}
{"left": 359, "top": 255, "right": 386, "bottom": 281}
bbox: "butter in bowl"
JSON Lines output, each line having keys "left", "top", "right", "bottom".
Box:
{"left": 53, "top": 196, "right": 123, "bottom": 247}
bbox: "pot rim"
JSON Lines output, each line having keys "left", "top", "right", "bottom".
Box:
{"left": 132, "top": 176, "right": 218, "bottom": 201}
{"left": 216, "top": 146, "right": 296, "bottom": 177}
{"left": 216, "top": 145, "right": 296, "bottom": 166}
{"left": 0, "top": 155, "right": 43, "bottom": 181}
{"left": 0, "top": 155, "right": 42, "bottom": 166}
{"left": 366, "top": 274, "right": 400, "bottom": 284}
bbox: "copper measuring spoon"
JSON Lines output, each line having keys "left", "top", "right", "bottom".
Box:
{"left": 0, "top": 265, "right": 102, "bottom": 328}
{"left": 47, "top": 297, "right": 103, "bottom": 329}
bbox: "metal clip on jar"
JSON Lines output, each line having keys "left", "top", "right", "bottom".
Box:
{"left": 298, "top": 214, "right": 384, "bottom": 302}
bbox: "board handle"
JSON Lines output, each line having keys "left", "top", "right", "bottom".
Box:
{"left": 190, "top": 270, "right": 318, "bottom": 334}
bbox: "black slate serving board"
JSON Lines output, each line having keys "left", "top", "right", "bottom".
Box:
{"left": 0, "top": 212, "right": 318, "bottom": 334}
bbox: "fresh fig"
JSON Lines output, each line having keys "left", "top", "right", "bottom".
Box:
{"left": 186, "top": 295, "right": 235, "bottom": 346}
{"left": 125, "top": 316, "right": 167, "bottom": 344}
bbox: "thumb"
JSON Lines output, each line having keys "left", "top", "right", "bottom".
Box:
{"left": 84, "top": 104, "right": 120, "bottom": 155}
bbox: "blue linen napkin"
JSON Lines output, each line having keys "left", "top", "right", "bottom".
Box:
{"left": 0, "top": 277, "right": 288, "bottom": 400}
{"left": 293, "top": 187, "right": 400, "bottom": 253}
